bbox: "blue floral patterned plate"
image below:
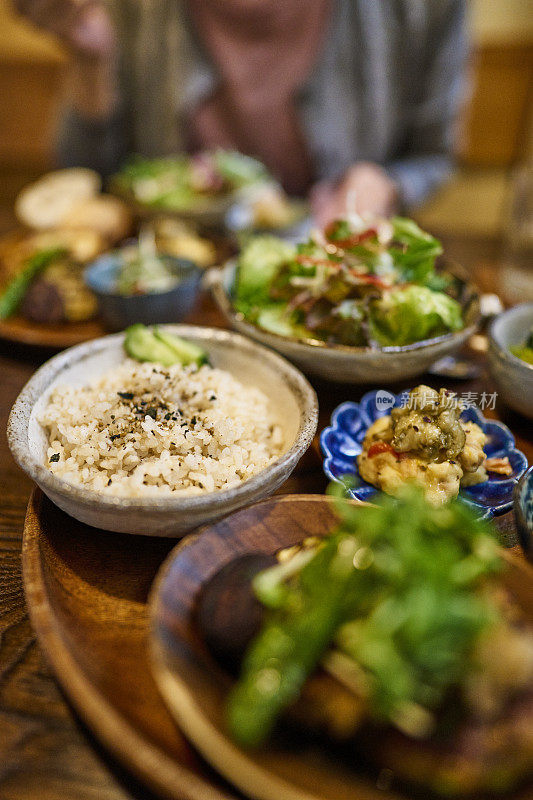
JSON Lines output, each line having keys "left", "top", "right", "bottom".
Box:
{"left": 321, "top": 389, "right": 528, "bottom": 518}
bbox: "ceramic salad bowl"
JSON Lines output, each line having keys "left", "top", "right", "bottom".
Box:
{"left": 321, "top": 389, "right": 528, "bottom": 517}
{"left": 209, "top": 261, "right": 480, "bottom": 384}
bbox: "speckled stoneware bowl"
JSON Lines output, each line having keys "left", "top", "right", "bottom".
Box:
{"left": 488, "top": 303, "right": 533, "bottom": 419}
{"left": 8, "top": 325, "right": 318, "bottom": 537}
{"left": 209, "top": 261, "right": 480, "bottom": 384}
{"left": 515, "top": 465, "right": 533, "bottom": 558}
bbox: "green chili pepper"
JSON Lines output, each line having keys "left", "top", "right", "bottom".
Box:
{"left": 227, "top": 530, "right": 373, "bottom": 747}
{"left": 0, "top": 247, "right": 65, "bottom": 320}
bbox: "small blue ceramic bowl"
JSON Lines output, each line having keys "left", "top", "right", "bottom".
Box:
{"left": 514, "top": 465, "right": 533, "bottom": 558}
{"left": 85, "top": 252, "right": 201, "bottom": 331}
{"left": 488, "top": 302, "right": 533, "bottom": 419}
{"left": 321, "top": 389, "right": 528, "bottom": 518}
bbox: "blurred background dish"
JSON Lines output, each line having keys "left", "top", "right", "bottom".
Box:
{"left": 0, "top": 169, "right": 233, "bottom": 347}
{"left": 0, "top": 170, "right": 137, "bottom": 342}
{"left": 225, "top": 182, "right": 309, "bottom": 236}
{"left": 111, "top": 151, "right": 277, "bottom": 229}
{"left": 0, "top": 226, "right": 107, "bottom": 344}
{"left": 488, "top": 302, "right": 533, "bottom": 419}
{"left": 84, "top": 247, "right": 201, "bottom": 331}
{"left": 59, "top": 194, "right": 133, "bottom": 245}
{"left": 14, "top": 167, "right": 133, "bottom": 244}
{"left": 149, "top": 217, "right": 218, "bottom": 268}
{"left": 14, "top": 167, "right": 101, "bottom": 229}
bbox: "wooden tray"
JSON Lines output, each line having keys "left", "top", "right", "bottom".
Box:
{"left": 22, "top": 487, "right": 238, "bottom": 800}
{"left": 22, "top": 486, "right": 532, "bottom": 800}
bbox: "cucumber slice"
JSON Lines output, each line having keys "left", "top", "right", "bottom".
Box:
{"left": 124, "top": 324, "right": 178, "bottom": 366}
{"left": 153, "top": 327, "right": 208, "bottom": 366}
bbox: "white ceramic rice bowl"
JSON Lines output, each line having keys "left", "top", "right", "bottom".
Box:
{"left": 8, "top": 325, "right": 318, "bottom": 537}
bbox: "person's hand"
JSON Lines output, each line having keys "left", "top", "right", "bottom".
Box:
{"left": 311, "top": 162, "right": 399, "bottom": 226}
{"left": 14, "top": 0, "right": 115, "bottom": 60}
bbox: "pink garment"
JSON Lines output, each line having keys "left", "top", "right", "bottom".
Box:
{"left": 188, "top": 0, "right": 331, "bottom": 195}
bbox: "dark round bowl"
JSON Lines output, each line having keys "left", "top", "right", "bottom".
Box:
{"left": 85, "top": 252, "right": 201, "bottom": 331}
{"left": 514, "top": 465, "right": 533, "bottom": 559}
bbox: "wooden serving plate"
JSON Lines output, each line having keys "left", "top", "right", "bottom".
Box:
{"left": 22, "top": 487, "right": 239, "bottom": 800}
{"left": 0, "top": 315, "right": 106, "bottom": 348}
{"left": 149, "top": 495, "right": 533, "bottom": 800}
{"left": 22, "top": 487, "right": 533, "bottom": 800}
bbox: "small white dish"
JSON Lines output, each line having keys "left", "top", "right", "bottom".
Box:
{"left": 8, "top": 325, "right": 318, "bottom": 537}
{"left": 488, "top": 303, "right": 533, "bottom": 420}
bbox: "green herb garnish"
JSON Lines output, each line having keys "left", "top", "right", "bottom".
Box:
{"left": 227, "top": 488, "right": 501, "bottom": 747}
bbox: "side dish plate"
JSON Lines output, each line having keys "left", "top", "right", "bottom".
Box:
{"left": 321, "top": 389, "right": 528, "bottom": 517}
{"left": 148, "top": 494, "right": 533, "bottom": 800}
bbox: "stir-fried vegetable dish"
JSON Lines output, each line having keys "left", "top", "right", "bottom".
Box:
{"left": 356, "top": 385, "right": 510, "bottom": 505}
{"left": 220, "top": 489, "right": 533, "bottom": 795}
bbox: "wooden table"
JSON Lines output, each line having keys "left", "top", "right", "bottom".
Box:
{"left": 1, "top": 244, "right": 531, "bottom": 800}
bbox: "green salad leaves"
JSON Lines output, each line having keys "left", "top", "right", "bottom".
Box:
{"left": 370, "top": 285, "right": 463, "bottom": 346}
{"left": 234, "top": 236, "right": 296, "bottom": 311}
{"left": 232, "top": 216, "right": 464, "bottom": 347}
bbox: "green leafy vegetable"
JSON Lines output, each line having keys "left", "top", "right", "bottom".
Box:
{"left": 234, "top": 236, "right": 296, "bottom": 311}
{"left": 369, "top": 285, "right": 463, "bottom": 346}
{"left": 231, "top": 218, "right": 462, "bottom": 347}
{"left": 254, "top": 305, "right": 310, "bottom": 339}
{"left": 0, "top": 248, "right": 65, "bottom": 320}
{"left": 390, "top": 217, "right": 443, "bottom": 285}
{"left": 227, "top": 488, "right": 500, "bottom": 747}
{"left": 325, "top": 219, "right": 354, "bottom": 242}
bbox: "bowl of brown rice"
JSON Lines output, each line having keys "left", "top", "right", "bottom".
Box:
{"left": 8, "top": 325, "right": 318, "bottom": 536}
